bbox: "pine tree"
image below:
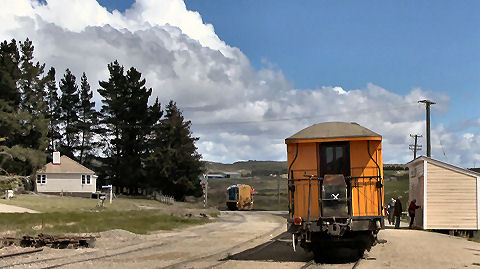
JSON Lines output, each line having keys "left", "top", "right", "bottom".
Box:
{"left": 59, "top": 69, "right": 80, "bottom": 158}
{"left": 0, "top": 38, "right": 47, "bottom": 175}
{"left": 98, "top": 61, "right": 127, "bottom": 189}
{"left": 147, "top": 101, "right": 203, "bottom": 200}
{"left": 98, "top": 62, "right": 162, "bottom": 193}
{"left": 0, "top": 39, "right": 21, "bottom": 107}
{"left": 18, "top": 39, "right": 46, "bottom": 115}
{"left": 77, "top": 72, "right": 98, "bottom": 165}
{"left": 45, "top": 67, "right": 61, "bottom": 153}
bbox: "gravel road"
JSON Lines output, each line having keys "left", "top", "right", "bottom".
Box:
{"left": 0, "top": 211, "right": 479, "bottom": 268}
{"left": 0, "top": 202, "right": 39, "bottom": 213}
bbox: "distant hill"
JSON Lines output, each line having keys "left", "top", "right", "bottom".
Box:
{"left": 205, "top": 160, "right": 410, "bottom": 177}
{"left": 205, "top": 160, "right": 287, "bottom": 176}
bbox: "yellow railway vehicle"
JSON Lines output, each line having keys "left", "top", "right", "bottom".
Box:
{"left": 286, "top": 122, "right": 384, "bottom": 260}
{"left": 226, "top": 184, "right": 254, "bottom": 210}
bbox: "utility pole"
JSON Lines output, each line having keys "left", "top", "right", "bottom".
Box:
{"left": 409, "top": 134, "right": 423, "bottom": 159}
{"left": 418, "top": 100, "right": 435, "bottom": 157}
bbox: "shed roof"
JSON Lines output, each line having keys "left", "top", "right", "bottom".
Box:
{"left": 285, "top": 122, "right": 381, "bottom": 142}
{"left": 406, "top": 156, "right": 480, "bottom": 178}
{"left": 37, "top": 156, "right": 95, "bottom": 174}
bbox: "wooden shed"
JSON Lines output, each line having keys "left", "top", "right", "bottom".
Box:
{"left": 407, "top": 156, "right": 480, "bottom": 230}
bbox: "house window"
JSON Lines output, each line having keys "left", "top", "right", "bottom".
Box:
{"left": 82, "top": 175, "right": 91, "bottom": 185}
{"left": 36, "top": 174, "right": 46, "bottom": 184}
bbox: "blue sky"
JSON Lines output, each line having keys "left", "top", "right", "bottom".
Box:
{"left": 98, "top": 0, "right": 479, "bottom": 131}
{"left": 3, "top": 0, "right": 479, "bottom": 164}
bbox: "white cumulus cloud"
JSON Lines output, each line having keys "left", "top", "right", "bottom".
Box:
{"left": 1, "top": 0, "right": 479, "bottom": 167}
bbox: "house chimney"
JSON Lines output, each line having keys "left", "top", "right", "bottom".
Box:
{"left": 53, "top": 152, "right": 61, "bottom": 165}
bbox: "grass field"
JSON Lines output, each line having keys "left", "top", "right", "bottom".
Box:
{"left": 206, "top": 176, "right": 288, "bottom": 211}
{"left": 206, "top": 169, "right": 410, "bottom": 212}
{"left": 0, "top": 211, "right": 208, "bottom": 236}
{"left": 0, "top": 195, "right": 215, "bottom": 236}
{"left": 384, "top": 170, "right": 410, "bottom": 210}
{"left": 0, "top": 195, "right": 172, "bottom": 212}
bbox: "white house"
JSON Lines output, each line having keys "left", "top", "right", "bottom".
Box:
{"left": 35, "top": 152, "right": 97, "bottom": 197}
{"left": 406, "top": 156, "right": 480, "bottom": 230}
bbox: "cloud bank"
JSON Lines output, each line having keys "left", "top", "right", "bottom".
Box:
{"left": 1, "top": 0, "right": 479, "bottom": 167}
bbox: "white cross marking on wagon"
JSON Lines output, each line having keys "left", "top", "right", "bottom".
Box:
{"left": 331, "top": 193, "right": 339, "bottom": 200}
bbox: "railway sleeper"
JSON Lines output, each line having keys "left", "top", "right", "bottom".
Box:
{"left": 1, "top": 234, "right": 96, "bottom": 249}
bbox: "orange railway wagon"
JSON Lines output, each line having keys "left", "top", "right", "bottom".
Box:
{"left": 286, "top": 122, "right": 384, "bottom": 260}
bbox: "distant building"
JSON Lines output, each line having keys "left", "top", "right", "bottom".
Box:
{"left": 207, "top": 174, "right": 226, "bottom": 179}
{"left": 407, "top": 156, "right": 480, "bottom": 230}
{"left": 35, "top": 152, "right": 97, "bottom": 197}
{"left": 225, "top": 172, "right": 241, "bottom": 179}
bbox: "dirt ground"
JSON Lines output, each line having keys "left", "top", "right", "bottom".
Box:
{"left": 0, "top": 203, "right": 39, "bottom": 213}
{"left": 1, "top": 211, "right": 479, "bottom": 268}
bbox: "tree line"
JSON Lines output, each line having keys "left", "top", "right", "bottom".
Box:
{"left": 0, "top": 38, "right": 203, "bottom": 200}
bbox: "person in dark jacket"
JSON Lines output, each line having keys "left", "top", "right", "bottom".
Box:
{"left": 393, "top": 196, "right": 403, "bottom": 229}
{"left": 408, "top": 199, "right": 421, "bottom": 229}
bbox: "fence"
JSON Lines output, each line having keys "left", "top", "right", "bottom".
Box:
{"left": 153, "top": 191, "right": 175, "bottom": 205}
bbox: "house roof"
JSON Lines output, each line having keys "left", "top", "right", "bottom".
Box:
{"left": 285, "top": 122, "right": 381, "bottom": 142}
{"left": 37, "top": 156, "right": 95, "bottom": 174}
{"left": 406, "top": 156, "right": 480, "bottom": 178}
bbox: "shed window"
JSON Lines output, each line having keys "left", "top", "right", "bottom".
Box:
{"left": 81, "top": 175, "right": 91, "bottom": 185}
{"left": 36, "top": 175, "right": 46, "bottom": 184}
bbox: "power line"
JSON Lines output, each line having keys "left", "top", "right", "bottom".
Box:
{"left": 191, "top": 102, "right": 421, "bottom": 126}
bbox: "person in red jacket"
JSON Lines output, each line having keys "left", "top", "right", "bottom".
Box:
{"left": 408, "top": 199, "right": 421, "bottom": 229}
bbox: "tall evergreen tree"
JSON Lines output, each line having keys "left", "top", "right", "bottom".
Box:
{"left": 45, "top": 67, "right": 61, "bottom": 153}
{"left": 146, "top": 101, "right": 203, "bottom": 200}
{"left": 98, "top": 61, "right": 127, "bottom": 188}
{"left": 77, "top": 72, "right": 98, "bottom": 165}
{"left": 59, "top": 69, "right": 80, "bottom": 158}
{"left": 18, "top": 39, "right": 46, "bottom": 115}
{"left": 98, "top": 62, "right": 162, "bottom": 193}
{"left": 0, "top": 39, "right": 48, "bottom": 175}
{"left": 0, "top": 39, "right": 21, "bottom": 107}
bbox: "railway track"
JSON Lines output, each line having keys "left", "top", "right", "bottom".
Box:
{"left": 162, "top": 219, "right": 285, "bottom": 268}
{"left": 0, "top": 211, "right": 286, "bottom": 269}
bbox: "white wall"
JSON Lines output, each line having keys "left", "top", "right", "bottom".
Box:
{"left": 409, "top": 161, "right": 425, "bottom": 228}
{"left": 36, "top": 173, "right": 96, "bottom": 193}
{"left": 426, "top": 163, "right": 477, "bottom": 230}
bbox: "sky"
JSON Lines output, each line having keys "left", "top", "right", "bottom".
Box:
{"left": 2, "top": 0, "right": 480, "bottom": 166}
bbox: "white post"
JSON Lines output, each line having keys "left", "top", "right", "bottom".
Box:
{"left": 201, "top": 175, "right": 208, "bottom": 208}
{"left": 110, "top": 186, "right": 113, "bottom": 204}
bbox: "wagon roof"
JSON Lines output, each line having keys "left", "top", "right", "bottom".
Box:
{"left": 285, "top": 122, "right": 381, "bottom": 142}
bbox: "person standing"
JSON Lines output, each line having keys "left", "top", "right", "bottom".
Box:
{"left": 393, "top": 196, "right": 403, "bottom": 229}
{"left": 387, "top": 198, "right": 396, "bottom": 225}
{"left": 408, "top": 199, "right": 421, "bottom": 229}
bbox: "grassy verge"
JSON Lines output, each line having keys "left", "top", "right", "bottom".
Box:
{"left": 0, "top": 210, "right": 209, "bottom": 236}
{"left": 0, "top": 195, "right": 169, "bottom": 212}
{"left": 0, "top": 194, "right": 216, "bottom": 236}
